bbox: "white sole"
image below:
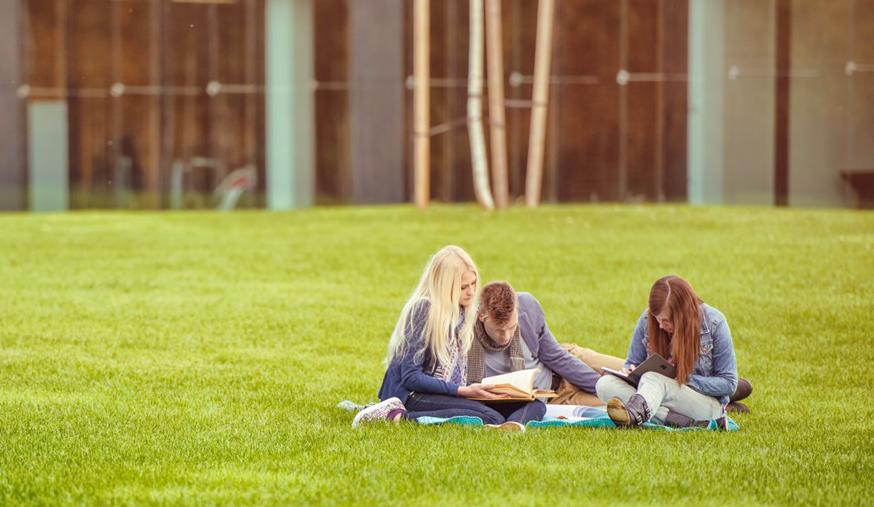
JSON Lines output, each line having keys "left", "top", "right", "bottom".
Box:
{"left": 351, "top": 397, "right": 403, "bottom": 427}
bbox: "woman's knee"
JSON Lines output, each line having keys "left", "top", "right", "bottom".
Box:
{"left": 463, "top": 400, "right": 505, "bottom": 425}
{"left": 529, "top": 400, "right": 547, "bottom": 420}
{"left": 596, "top": 375, "right": 626, "bottom": 402}
{"left": 480, "top": 408, "right": 505, "bottom": 425}
{"left": 639, "top": 371, "right": 672, "bottom": 387}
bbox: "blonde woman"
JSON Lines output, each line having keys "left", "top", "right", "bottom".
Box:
{"left": 353, "top": 246, "right": 511, "bottom": 427}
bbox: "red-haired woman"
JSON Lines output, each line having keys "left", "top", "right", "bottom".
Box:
{"left": 596, "top": 275, "right": 739, "bottom": 428}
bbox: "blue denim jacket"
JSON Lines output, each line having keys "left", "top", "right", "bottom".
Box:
{"left": 378, "top": 300, "right": 465, "bottom": 403}
{"left": 624, "top": 304, "right": 738, "bottom": 405}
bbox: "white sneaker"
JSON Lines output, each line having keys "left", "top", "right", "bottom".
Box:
{"left": 351, "top": 397, "right": 405, "bottom": 427}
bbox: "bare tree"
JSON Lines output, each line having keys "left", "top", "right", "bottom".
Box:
{"left": 414, "top": 0, "right": 430, "bottom": 209}
{"left": 525, "top": 0, "right": 555, "bottom": 208}
{"left": 468, "top": 0, "right": 494, "bottom": 210}
{"left": 485, "top": 0, "right": 509, "bottom": 209}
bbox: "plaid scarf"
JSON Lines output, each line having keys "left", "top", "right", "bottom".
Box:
{"left": 432, "top": 310, "right": 468, "bottom": 385}
{"left": 467, "top": 318, "right": 525, "bottom": 383}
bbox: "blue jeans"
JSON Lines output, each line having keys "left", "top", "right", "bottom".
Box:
{"left": 486, "top": 399, "right": 547, "bottom": 424}
{"left": 404, "top": 393, "right": 546, "bottom": 425}
{"left": 404, "top": 393, "right": 505, "bottom": 425}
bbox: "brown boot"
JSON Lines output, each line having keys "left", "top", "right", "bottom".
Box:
{"left": 607, "top": 394, "right": 650, "bottom": 428}
{"left": 726, "top": 402, "right": 750, "bottom": 414}
{"left": 727, "top": 378, "right": 753, "bottom": 414}
{"left": 730, "top": 378, "right": 753, "bottom": 403}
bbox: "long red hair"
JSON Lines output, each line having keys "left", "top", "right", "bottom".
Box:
{"left": 647, "top": 275, "right": 703, "bottom": 384}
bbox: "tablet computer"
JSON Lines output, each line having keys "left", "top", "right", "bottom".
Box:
{"left": 602, "top": 353, "right": 677, "bottom": 388}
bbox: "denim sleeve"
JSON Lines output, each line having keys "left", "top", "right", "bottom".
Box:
{"left": 624, "top": 312, "right": 649, "bottom": 370}
{"left": 687, "top": 319, "right": 738, "bottom": 398}
{"left": 398, "top": 301, "right": 462, "bottom": 396}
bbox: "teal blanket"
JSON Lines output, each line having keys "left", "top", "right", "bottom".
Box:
{"left": 415, "top": 410, "right": 740, "bottom": 432}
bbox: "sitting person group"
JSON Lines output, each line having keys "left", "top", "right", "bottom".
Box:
{"left": 352, "top": 246, "right": 753, "bottom": 431}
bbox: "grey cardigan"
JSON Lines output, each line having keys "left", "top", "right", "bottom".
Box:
{"left": 516, "top": 292, "right": 602, "bottom": 393}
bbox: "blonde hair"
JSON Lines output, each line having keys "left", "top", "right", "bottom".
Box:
{"left": 384, "top": 246, "right": 479, "bottom": 369}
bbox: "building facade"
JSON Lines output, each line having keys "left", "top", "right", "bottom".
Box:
{"left": 1, "top": 0, "right": 872, "bottom": 210}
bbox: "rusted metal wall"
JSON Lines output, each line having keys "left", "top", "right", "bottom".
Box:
{"left": 0, "top": 0, "right": 26, "bottom": 210}
{"left": 22, "top": 0, "right": 265, "bottom": 209}
{"left": 17, "top": 0, "right": 691, "bottom": 207}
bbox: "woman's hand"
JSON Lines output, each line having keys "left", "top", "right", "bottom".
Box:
{"left": 458, "top": 383, "right": 509, "bottom": 399}
{"left": 621, "top": 364, "right": 637, "bottom": 375}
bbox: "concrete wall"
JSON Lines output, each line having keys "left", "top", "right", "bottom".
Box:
{"left": 722, "top": 0, "right": 776, "bottom": 205}
{"left": 708, "top": 0, "right": 874, "bottom": 208}
{"left": 789, "top": 0, "right": 874, "bottom": 207}
{"left": 847, "top": 1, "right": 874, "bottom": 172}
{"left": 348, "top": 0, "right": 405, "bottom": 204}
{"left": 789, "top": 0, "right": 849, "bottom": 207}
{"left": 266, "top": 0, "right": 314, "bottom": 210}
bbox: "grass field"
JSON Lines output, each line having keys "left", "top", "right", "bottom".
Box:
{"left": 1, "top": 204, "right": 872, "bottom": 506}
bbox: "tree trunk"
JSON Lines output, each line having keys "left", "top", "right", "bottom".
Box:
{"left": 414, "top": 0, "right": 430, "bottom": 208}
{"left": 525, "top": 0, "right": 555, "bottom": 208}
{"left": 468, "top": 0, "right": 494, "bottom": 210}
{"left": 485, "top": 0, "right": 509, "bottom": 209}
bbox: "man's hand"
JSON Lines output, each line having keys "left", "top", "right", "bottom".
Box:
{"left": 621, "top": 364, "right": 637, "bottom": 375}
{"left": 458, "top": 383, "right": 510, "bottom": 399}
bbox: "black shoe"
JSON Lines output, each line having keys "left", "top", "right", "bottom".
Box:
{"left": 664, "top": 410, "right": 700, "bottom": 428}
{"left": 607, "top": 394, "right": 650, "bottom": 428}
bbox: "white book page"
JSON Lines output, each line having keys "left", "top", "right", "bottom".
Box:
{"left": 602, "top": 367, "right": 628, "bottom": 380}
{"left": 544, "top": 404, "right": 608, "bottom": 420}
{"left": 481, "top": 368, "right": 538, "bottom": 393}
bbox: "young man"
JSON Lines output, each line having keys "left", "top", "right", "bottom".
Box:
{"left": 469, "top": 281, "right": 623, "bottom": 406}
{"left": 470, "top": 281, "right": 753, "bottom": 411}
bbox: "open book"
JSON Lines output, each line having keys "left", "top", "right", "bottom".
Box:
{"left": 471, "top": 368, "right": 557, "bottom": 402}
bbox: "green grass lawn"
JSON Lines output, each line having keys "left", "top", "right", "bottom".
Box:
{"left": 1, "top": 204, "right": 872, "bottom": 506}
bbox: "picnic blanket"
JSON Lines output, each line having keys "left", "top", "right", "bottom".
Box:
{"left": 416, "top": 405, "right": 740, "bottom": 432}
{"left": 339, "top": 400, "right": 740, "bottom": 431}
